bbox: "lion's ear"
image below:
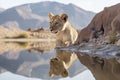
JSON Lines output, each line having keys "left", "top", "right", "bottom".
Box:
{"left": 48, "top": 12, "right": 54, "bottom": 20}
{"left": 60, "top": 14, "right": 68, "bottom": 22}
{"left": 61, "top": 69, "right": 68, "bottom": 77}
{"left": 49, "top": 71, "right": 54, "bottom": 77}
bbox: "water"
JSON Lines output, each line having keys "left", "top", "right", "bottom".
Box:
{"left": 0, "top": 41, "right": 88, "bottom": 80}
{"left": 1, "top": 41, "right": 119, "bottom": 80}
{"left": 55, "top": 44, "right": 120, "bottom": 80}
{"left": 76, "top": 51, "right": 120, "bottom": 80}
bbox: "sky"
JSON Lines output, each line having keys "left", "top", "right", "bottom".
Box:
{"left": 0, "top": 0, "right": 120, "bottom": 12}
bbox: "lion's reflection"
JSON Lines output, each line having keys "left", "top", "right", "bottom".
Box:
{"left": 49, "top": 50, "right": 77, "bottom": 77}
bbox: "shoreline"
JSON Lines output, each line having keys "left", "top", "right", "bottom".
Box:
{"left": 0, "top": 39, "right": 56, "bottom": 42}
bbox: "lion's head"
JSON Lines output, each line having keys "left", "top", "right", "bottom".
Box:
{"left": 49, "top": 57, "right": 68, "bottom": 77}
{"left": 48, "top": 13, "right": 68, "bottom": 34}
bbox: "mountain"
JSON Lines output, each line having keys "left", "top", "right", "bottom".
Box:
{"left": 0, "top": 8, "right": 5, "bottom": 13}
{"left": 0, "top": 1, "right": 95, "bottom": 30}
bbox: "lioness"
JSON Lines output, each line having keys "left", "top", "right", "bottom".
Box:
{"left": 48, "top": 13, "right": 78, "bottom": 46}
{"left": 49, "top": 50, "right": 77, "bottom": 77}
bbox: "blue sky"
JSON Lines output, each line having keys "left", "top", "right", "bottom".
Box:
{"left": 0, "top": 0, "right": 120, "bottom": 12}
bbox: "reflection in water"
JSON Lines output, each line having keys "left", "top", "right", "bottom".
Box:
{"left": 76, "top": 52, "right": 120, "bottom": 80}
{"left": 0, "top": 41, "right": 85, "bottom": 79}
{"left": 0, "top": 41, "right": 56, "bottom": 55}
{"left": 0, "top": 42, "right": 29, "bottom": 55}
{"left": 49, "top": 50, "right": 77, "bottom": 77}
{"left": 1, "top": 41, "right": 120, "bottom": 80}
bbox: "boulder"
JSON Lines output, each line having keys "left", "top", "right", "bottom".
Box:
{"left": 76, "top": 3, "right": 120, "bottom": 44}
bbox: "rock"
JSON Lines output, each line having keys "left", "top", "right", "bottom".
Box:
{"left": 116, "top": 39, "right": 120, "bottom": 46}
{"left": 76, "top": 3, "right": 120, "bottom": 44}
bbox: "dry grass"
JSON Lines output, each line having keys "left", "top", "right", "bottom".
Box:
{"left": 109, "top": 32, "right": 117, "bottom": 44}
{"left": 29, "top": 29, "right": 56, "bottom": 39}
{"left": 12, "top": 33, "right": 29, "bottom": 38}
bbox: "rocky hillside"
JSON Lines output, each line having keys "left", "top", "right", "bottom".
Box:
{"left": 0, "top": 1, "right": 95, "bottom": 30}
{"left": 76, "top": 3, "right": 120, "bottom": 44}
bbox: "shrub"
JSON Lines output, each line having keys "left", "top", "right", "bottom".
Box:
{"left": 109, "top": 32, "right": 117, "bottom": 44}
{"left": 13, "top": 33, "right": 29, "bottom": 38}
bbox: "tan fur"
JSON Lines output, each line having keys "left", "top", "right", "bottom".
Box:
{"left": 48, "top": 13, "right": 78, "bottom": 77}
{"left": 48, "top": 13, "right": 78, "bottom": 46}
{"left": 49, "top": 50, "right": 77, "bottom": 77}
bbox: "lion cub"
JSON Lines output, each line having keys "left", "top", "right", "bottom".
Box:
{"left": 48, "top": 13, "right": 78, "bottom": 77}
{"left": 49, "top": 50, "right": 77, "bottom": 77}
{"left": 48, "top": 13, "right": 78, "bottom": 46}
